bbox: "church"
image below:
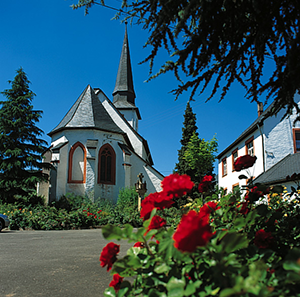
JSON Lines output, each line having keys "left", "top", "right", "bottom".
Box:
{"left": 38, "top": 27, "right": 164, "bottom": 203}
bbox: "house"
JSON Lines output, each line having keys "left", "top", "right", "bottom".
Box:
{"left": 38, "top": 27, "right": 164, "bottom": 203}
{"left": 217, "top": 93, "right": 300, "bottom": 193}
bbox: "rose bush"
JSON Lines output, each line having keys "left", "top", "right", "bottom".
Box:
{"left": 100, "top": 170, "right": 300, "bottom": 297}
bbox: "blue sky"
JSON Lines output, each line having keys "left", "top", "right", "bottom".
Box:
{"left": 0, "top": 0, "right": 269, "bottom": 176}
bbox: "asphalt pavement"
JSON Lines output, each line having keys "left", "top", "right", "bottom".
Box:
{"left": 0, "top": 229, "right": 134, "bottom": 297}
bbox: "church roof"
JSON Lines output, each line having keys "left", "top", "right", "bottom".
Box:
{"left": 48, "top": 85, "right": 124, "bottom": 136}
{"left": 112, "top": 25, "right": 136, "bottom": 106}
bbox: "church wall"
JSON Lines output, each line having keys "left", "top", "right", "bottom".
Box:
{"left": 120, "top": 109, "right": 139, "bottom": 131}
{"left": 52, "top": 129, "right": 129, "bottom": 203}
{"left": 129, "top": 153, "right": 163, "bottom": 195}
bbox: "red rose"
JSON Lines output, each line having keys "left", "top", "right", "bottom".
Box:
{"left": 245, "top": 186, "right": 264, "bottom": 203}
{"left": 254, "top": 229, "right": 274, "bottom": 249}
{"left": 161, "top": 173, "right": 194, "bottom": 198}
{"left": 234, "top": 155, "right": 257, "bottom": 171}
{"left": 100, "top": 242, "right": 120, "bottom": 271}
{"left": 109, "top": 273, "right": 124, "bottom": 292}
{"left": 146, "top": 215, "right": 166, "bottom": 234}
{"left": 199, "top": 201, "right": 219, "bottom": 219}
{"left": 140, "top": 192, "right": 174, "bottom": 220}
{"left": 173, "top": 210, "right": 213, "bottom": 252}
{"left": 202, "top": 175, "right": 213, "bottom": 183}
{"left": 198, "top": 175, "right": 214, "bottom": 193}
{"left": 133, "top": 241, "right": 144, "bottom": 248}
{"left": 238, "top": 202, "right": 250, "bottom": 215}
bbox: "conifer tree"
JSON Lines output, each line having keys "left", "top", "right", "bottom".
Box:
{"left": 174, "top": 101, "right": 198, "bottom": 178}
{"left": 0, "top": 68, "right": 51, "bottom": 203}
{"left": 174, "top": 102, "right": 218, "bottom": 185}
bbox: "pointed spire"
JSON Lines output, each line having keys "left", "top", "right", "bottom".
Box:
{"left": 113, "top": 25, "right": 136, "bottom": 106}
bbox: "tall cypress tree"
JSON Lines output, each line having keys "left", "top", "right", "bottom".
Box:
{"left": 0, "top": 68, "right": 51, "bottom": 203}
{"left": 174, "top": 101, "right": 198, "bottom": 177}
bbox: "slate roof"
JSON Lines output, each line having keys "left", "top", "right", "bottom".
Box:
{"left": 48, "top": 85, "right": 124, "bottom": 136}
{"left": 113, "top": 25, "right": 136, "bottom": 106}
{"left": 253, "top": 153, "right": 300, "bottom": 185}
{"left": 217, "top": 102, "right": 275, "bottom": 159}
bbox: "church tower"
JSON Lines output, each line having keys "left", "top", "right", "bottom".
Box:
{"left": 112, "top": 25, "right": 141, "bottom": 132}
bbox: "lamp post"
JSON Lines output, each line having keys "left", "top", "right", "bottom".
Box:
{"left": 135, "top": 173, "right": 147, "bottom": 211}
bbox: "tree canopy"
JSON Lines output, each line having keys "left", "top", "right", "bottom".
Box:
{"left": 72, "top": 0, "right": 300, "bottom": 120}
{"left": 0, "top": 68, "right": 51, "bottom": 203}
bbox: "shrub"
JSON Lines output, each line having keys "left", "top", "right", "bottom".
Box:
{"left": 99, "top": 169, "right": 300, "bottom": 297}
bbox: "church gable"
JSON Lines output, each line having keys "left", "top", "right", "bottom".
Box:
{"left": 40, "top": 27, "right": 163, "bottom": 204}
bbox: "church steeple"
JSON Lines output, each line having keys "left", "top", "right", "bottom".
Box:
{"left": 113, "top": 25, "right": 136, "bottom": 106}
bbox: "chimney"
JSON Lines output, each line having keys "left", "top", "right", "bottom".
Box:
{"left": 257, "top": 102, "right": 263, "bottom": 117}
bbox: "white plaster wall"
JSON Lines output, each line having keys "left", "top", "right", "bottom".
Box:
{"left": 56, "top": 144, "right": 68, "bottom": 199}
{"left": 51, "top": 129, "right": 128, "bottom": 203}
{"left": 218, "top": 131, "right": 264, "bottom": 192}
{"left": 263, "top": 108, "right": 294, "bottom": 170}
{"left": 130, "top": 153, "right": 164, "bottom": 195}
{"left": 121, "top": 109, "right": 139, "bottom": 132}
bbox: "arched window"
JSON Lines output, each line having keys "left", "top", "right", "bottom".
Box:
{"left": 68, "top": 142, "right": 86, "bottom": 183}
{"left": 98, "top": 144, "right": 116, "bottom": 184}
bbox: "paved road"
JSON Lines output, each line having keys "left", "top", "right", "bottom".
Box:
{"left": 0, "top": 229, "right": 133, "bottom": 297}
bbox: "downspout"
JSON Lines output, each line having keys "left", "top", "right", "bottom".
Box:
{"left": 257, "top": 122, "right": 265, "bottom": 172}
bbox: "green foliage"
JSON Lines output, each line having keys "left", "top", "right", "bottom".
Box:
{"left": 174, "top": 102, "right": 217, "bottom": 203}
{"left": 0, "top": 68, "right": 52, "bottom": 203}
{"left": 108, "top": 188, "right": 142, "bottom": 227}
{"left": 100, "top": 187, "right": 300, "bottom": 297}
{"left": 184, "top": 132, "right": 218, "bottom": 181}
{"left": 52, "top": 193, "right": 92, "bottom": 211}
{"left": 174, "top": 102, "right": 198, "bottom": 178}
{"left": 72, "top": 0, "right": 300, "bottom": 122}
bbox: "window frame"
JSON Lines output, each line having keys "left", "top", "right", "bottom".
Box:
{"left": 98, "top": 143, "right": 116, "bottom": 185}
{"left": 293, "top": 128, "right": 300, "bottom": 153}
{"left": 222, "top": 157, "right": 227, "bottom": 177}
{"left": 232, "top": 182, "right": 239, "bottom": 192}
{"left": 232, "top": 148, "right": 238, "bottom": 171}
{"left": 245, "top": 136, "right": 255, "bottom": 156}
{"left": 68, "top": 142, "right": 87, "bottom": 184}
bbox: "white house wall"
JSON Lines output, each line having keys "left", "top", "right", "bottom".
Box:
{"left": 218, "top": 93, "right": 300, "bottom": 192}
{"left": 264, "top": 108, "right": 294, "bottom": 170}
{"left": 218, "top": 131, "right": 264, "bottom": 192}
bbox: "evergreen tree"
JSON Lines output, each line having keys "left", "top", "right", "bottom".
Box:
{"left": 183, "top": 132, "right": 218, "bottom": 182}
{"left": 175, "top": 102, "right": 218, "bottom": 184}
{"left": 174, "top": 101, "right": 198, "bottom": 177}
{"left": 0, "top": 68, "right": 51, "bottom": 203}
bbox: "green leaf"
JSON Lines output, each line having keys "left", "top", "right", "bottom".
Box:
{"left": 272, "top": 185, "right": 284, "bottom": 193}
{"left": 104, "top": 287, "right": 116, "bottom": 297}
{"left": 233, "top": 216, "right": 246, "bottom": 230}
{"left": 118, "top": 281, "right": 131, "bottom": 297}
{"left": 102, "top": 225, "right": 123, "bottom": 240}
{"left": 123, "top": 224, "right": 134, "bottom": 238}
{"left": 221, "top": 232, "right": 248, "bottom": 253}
{"left": 154, "top": 262, "right": 170, "bottom": 274}
{"left": 283, "top": 261, "right": 300, "bottom": 273}
{"left": 166, "top": 277, "right": 185, "bottom": 297}
{"left": 184, "top": 280, "right": 202, "bottom": 295}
